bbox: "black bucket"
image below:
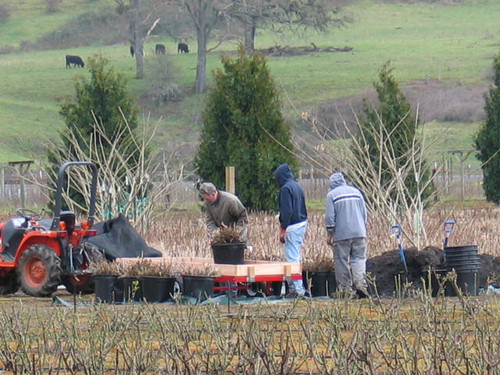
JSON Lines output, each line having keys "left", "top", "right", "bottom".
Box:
{"left": 118, "top": 277, "right": 143, "bottom": 303}
{"left": 445, "top": 271, "right": 479, "bottom": 297}
{"left": 211, "top": 242, "right": 246, "bottom": 264}
{"left": 303, "top": 271, "right": 336, "bottom": 297}
{"left": 94, "top": 274, "right": 119, "bottom": 303}
{"left": 444, "top": 245, "right": 480, "bottom": 296}
{"left": 141, "top": 276, "right": 176, "bottom": 302}
{"left": 182, "top": 275, "right": 214, "bottom": 301}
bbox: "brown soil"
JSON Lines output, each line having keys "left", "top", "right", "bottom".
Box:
{"left": 368, "top": 247, "right": 500, "bottom": 297}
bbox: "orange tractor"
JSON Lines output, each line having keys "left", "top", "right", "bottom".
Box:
{"left": 0, "top": 161, "right": 99, "bottom": 296}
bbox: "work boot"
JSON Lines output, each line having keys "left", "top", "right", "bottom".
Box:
{"left": 355, "top": 288, "right": 370, "bottom": 299}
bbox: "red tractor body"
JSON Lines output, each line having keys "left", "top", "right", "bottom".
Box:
{"left": 0, "top": 161, "right": 99, "bottom": 296}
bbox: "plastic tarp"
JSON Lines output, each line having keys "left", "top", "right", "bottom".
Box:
{"left": 83, "top": 214, "right": 161, "bottom": 260}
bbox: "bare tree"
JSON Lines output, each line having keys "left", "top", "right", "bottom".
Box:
{"left": 184, "top": 0, "right": 232, "bottom": 93}
{"left": 118, "top": 0, "right": 161, "bottom": 79}
{"left": 230, "top": 0, "right": 348, "bottom": 54}
{"left": 38, "top": 113, "right": 187, "bottom": 234}
{"left": 298, "top": 108, "right": 440, "bottom": 250}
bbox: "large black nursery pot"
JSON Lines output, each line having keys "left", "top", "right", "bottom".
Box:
{"left": 117, "top": 277, "right": 143, "bottom": 303}
{"left": 94, "top": 274, "right": 120, "bottom": 303}
{"left": 141, "top": 276, "right": 176, "bottom": 303}
{"left": 303, "top": 271, "right": 336, "bottom": 297}
{"left": 182, "top": 275, "right": 214, "bottom": 301}
{"left": 211, "top": 242, "right": 246, "bottom": 264}
{"left": 444, "top": 245, "right": 480, "bottom": 296}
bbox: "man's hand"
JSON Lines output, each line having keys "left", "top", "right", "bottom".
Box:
{"left": 327, "top": 232, "right": 334, "bottom": 246}
{"left": 279, "top": 229, "right": 286, "bottom": 244}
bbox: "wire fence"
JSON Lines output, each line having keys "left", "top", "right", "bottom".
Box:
{"left": 0, "top": 165, "right": 486, "bottom": 211}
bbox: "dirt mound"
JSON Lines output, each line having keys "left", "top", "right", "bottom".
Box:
{"left": 367, "top": 247, "right": 500, "bottom": 297}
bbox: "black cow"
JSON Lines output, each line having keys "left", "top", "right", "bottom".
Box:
{"left": 65, "top": 55, "right": 85, "bottom": 68}
{"left": 177, "top": 42, "right": 189, "bottom": 54}
{"left": 155, "top": 43, "right": 166, "bottom": 55}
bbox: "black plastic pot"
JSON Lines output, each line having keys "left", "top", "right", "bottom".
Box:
{"left": 118, "top": 277, "right": 143, "bottom": 303}
{"left": 444, "top": 245, "right": 480, "bottom": 296}
{"left": 94, "top": 274, "right": 119, "bottom": 303}
{"left": 182, "top": 275, "right": 214, "bottom": 301}
{"left": 141, "top": 276, "right": 176, "bottom": 302}
{"left": 211, "top": 242, "right": 246, "bottom": 264}
{"left": 303, "top": 271, "right": 336, "bottom": 297}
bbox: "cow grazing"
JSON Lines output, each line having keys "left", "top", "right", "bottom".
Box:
{"left": 65, "top": 55, "right": 85, "bottom": 68}
{"left": 177, "top": 42, "right": 189, "bottom": 54}
{"left": 155, "top": 43, "right": 166, "bottom": 55}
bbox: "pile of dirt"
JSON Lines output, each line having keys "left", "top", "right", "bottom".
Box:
{"left": 367, "top": 247, "right": 500, "bottom": 297}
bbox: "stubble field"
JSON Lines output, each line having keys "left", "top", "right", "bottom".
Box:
{"left": 1, "top": 206, "right": 499, "bottom": 373}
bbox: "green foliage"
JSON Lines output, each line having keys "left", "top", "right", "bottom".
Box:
{"left": 360, "top": 61, "right": 434, "bottom": 201}
{"left": 475, "top": 52, "right": 500, "bottom": 204}
{"left": 51, "top": 54, "right": 142, "bottom": 209}
{"left": 57, "top": 53, "right": 139, "bottom": 158}
{"left": 195, "top": 46, "right": 297, "bottom": 211}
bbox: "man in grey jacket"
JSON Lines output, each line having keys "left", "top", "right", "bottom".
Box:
{"left": 199, "top": 182, "right": 248, "bottom": 242}
{"left": 325, "top": 172, "right": 369, "bottom": 298}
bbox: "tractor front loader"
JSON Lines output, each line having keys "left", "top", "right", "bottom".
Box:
{"left": 0, "top": 161, "right": 99, "bottom": 297}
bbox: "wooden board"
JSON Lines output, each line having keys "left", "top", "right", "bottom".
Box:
{"left": 116, "top": 257, "right": 301, "bottom": 277}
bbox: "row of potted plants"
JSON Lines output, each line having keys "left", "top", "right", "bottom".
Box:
{"left": 90, "top": 258, "right": 219, "bottom": 303}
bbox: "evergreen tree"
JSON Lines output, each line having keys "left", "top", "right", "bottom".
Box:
{"left": 195, "top": 46, "right": 296, "bottom": 211}
{"left": 360, "top": 61, "right": 433, "bottom": 202}
{"left": 475, "top": 52, "right": 500, "bottom": 204}
{"left": 51, "top": 54, "right": 142, "bottom": 210}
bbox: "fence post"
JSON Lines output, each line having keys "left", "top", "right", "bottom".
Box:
{"left": 225, "top": 166, "right": 235, "bottom": 195}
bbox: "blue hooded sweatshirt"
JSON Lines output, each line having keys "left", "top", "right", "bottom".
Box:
{"left": 274, "top": 163, "right": 308, "bottom": 230}
{"left": 325, "top": 172, "right": 367, "bottom": 241}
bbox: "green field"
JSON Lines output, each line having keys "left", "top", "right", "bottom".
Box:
{"left": 0, "top": 0, "right": 499, "bottom": 165}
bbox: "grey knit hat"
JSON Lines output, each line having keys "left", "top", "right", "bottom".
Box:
{"left": 199, "top": 182, "right": 217, "bottom": 195}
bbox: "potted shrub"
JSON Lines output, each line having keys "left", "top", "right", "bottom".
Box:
{"left": 138, "top": 260, "right": 179, "bottom": 303}
{"left": 117, "top": 261, "right": 147, "bottom": 303}
{"left": 90, "top": 260, "right": 124, "bottom": 303}
{"left": 211, "top": 227, "right": 246, "bottom": 264}
{"left": 181, "top": 263, "right": 219, "bottom": 301}
{"left": 302, "top": 255, "right": 336, "bottom": 297}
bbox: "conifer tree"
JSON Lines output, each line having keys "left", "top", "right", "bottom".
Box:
{"left": 195, "top": 46, "right": 296, "bottom": 211}
{"left": 475, "top": 52, "right": 500, "bottom": 204}
{"left": 51, "top": 54, "right": 143, "bottom": 210}
{"left": 359, "top": 61, "right": 433, "bottom": 202}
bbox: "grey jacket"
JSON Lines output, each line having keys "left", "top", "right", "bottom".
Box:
{"left": 325, "top": 172, "right": 367, "bottom": 241}
{"left": 204, "top": 190, "right": 249, "bottom": 241}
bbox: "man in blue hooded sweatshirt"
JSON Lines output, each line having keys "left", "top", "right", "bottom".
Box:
{"left": 274, "top": 163, "right": 308, "bottom": 297}
{"left": 325, "top": 171, "right": 369, "bottom": 298}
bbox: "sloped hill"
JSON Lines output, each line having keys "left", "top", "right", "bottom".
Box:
{"left": 0, "top": 0, "right": 499, "bottom": 164}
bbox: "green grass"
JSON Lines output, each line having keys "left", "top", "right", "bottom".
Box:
{"left": 424, "top": 121, "right": 481, "bottom": 167}
{"left": 0, "top": 0, "right": 499, "bottom": 164}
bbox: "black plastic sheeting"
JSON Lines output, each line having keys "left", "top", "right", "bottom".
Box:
{"left": 83, "top": 214, "right": 161, "bottom": 260}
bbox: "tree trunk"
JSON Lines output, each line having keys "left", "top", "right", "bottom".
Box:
{"left": 243, "top": 18, "right": 256, "bottom": 54}
{"left": 195, "top": 30, "right": 207, "bottom": 93}
{"left": 135, "top": 41, "right": 144, "bottom": 79}
{"left": 129, "top": 0, "right": 144, "bottom": 79}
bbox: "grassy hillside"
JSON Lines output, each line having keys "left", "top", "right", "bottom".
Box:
{"left": 0, "top": 0, "right": 499, "bottom": 165}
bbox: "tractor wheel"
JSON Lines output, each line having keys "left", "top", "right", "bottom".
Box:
{"left": 0, "top": 272, "right": 20, "bottom": 295}
{"left": 62, "top": 275, "right": 95, "bottom": 295}
{"left": 18, "top": 244, "right": 61, "bottom": 297}
{"left": 245, "top": 282, "right": 267, "bottom": 298}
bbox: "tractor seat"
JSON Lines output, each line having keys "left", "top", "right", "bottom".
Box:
{"left": 2, "top": 218, "right": 27, "bottom": 256}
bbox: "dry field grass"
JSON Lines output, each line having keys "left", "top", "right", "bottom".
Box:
{"left": 0, "top": 205, "right": 499, "bottom": 373}
{"left": 146, "top": 205, "right": 500, "bottom": 268}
